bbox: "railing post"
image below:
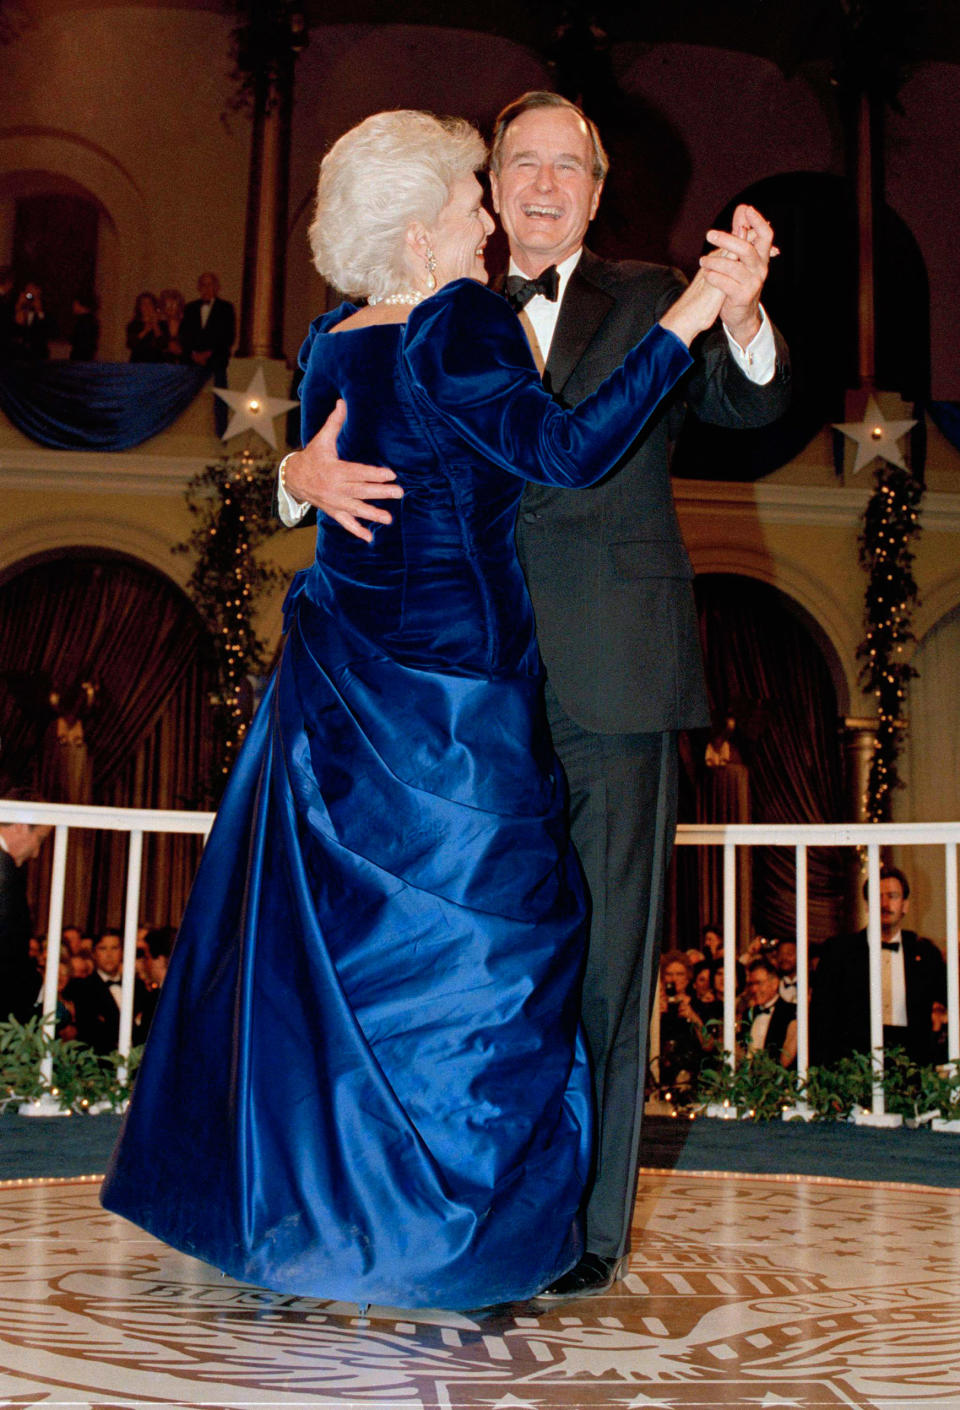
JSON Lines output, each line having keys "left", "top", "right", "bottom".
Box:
{"left": 723, "top": 841, "right": 737, "bottom": 1068}
{"left": 946, "top": 842, "right": 959, "bottom": 1065}
{"left": 865, "top": 842, "right": 887, "bottom": 1118}
{"left": 795, "top": 843, "right": 809, "bottom": 1081}
{"left": 117, "top": 829, "right": 145, "bottom": 1087}
{"left": 25, "top": 824, "right": 72, "bottom": 1114}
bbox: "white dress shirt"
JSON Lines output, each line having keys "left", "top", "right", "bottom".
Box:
{"left": 881, "top": 929, "right": 908, "bottom": 1027}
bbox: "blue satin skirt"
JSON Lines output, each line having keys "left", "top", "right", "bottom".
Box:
{"left": 102, "top": 580, "right": 592, "bottom": 1309}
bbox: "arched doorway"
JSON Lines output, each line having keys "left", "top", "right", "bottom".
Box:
{"left": 0, "top": 551, "right": 218, "bottom": 934}
{"left": 0, "top": 170, "right": 115, "bottom": 359}
{"left": 673, "top": 171, "right": 930, "bottom": 481}
{"left": 671, "top": 573, "right": 848, "bottom": 957}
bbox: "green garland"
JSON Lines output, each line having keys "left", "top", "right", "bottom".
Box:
{"left": 855, "top": 464, "right": 924, "bottom": 820}
{"left": 668, "top": 1046, "right": 960, "bottom": 1124}
{"left": 175, "top": 447, "right": 284, "bottom": 796}
{"left": 1, "top": 1016, "right": 142, "bottom": 1115}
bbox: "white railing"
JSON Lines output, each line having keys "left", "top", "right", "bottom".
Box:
{"left": 675, "top": 821, "right": 960, "bottom": 1123}
{"left": 0, "top": 799, "right": 214, "bottom": 1113}
{"left": 4, "top": 802, "right": 959, "bottom": 1122}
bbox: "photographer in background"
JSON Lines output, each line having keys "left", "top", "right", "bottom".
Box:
{"left": 8, "top": 281, "right": 50, "bottom": 361}
{"left": 657, "top": 950, "right": 713, "bottom": 1092}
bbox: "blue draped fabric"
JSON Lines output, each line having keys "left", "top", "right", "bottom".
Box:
{"left": 928, "top": 401, "right": 960, "bottom": 456}
{"left": 0, "top": 361, "right": 211, "bottom": 450}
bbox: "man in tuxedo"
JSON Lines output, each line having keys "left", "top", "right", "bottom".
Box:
{"left": 0, "top": 817, "right": 50, "bottom": 1023}
{"left": 181, "top": 272, "right": 236, "bottom": 434}
{"left": 277, "top": 92, "right": 790, "bottom": 1297}
{"left": 69, "top": 928, "right": 149, "bottom": 1055}
{"left": 741, "top": 957, "right": 797, "bottom": 1068}
{"left": 811, "top": 866, "right": 946, "bottom": 1067}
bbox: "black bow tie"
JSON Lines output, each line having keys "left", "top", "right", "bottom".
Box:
{"left": 504, "top": 266, "right": 559, "bottom": 312}
{"left": 754, "top": 1000, "right": 777, "bottom": 1014}
{"left": 881, "top": 940, "right": 900, "bottom": 952}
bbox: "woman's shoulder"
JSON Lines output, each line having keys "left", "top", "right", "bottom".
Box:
{"left": 402, "top": 279, "right": 532, "bottom": 381}
{"left": 405, "top": 278, "right": 509, "bottom": 336}
{"left": 297, "top": 300, "right": 361, "bottom": 370}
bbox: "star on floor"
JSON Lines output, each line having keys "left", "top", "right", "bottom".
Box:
{"left": 214, "top": 366, "right": 298, "bottom": 450}
{"left": 832, "top": 395, "right": 916, "bottom": 475}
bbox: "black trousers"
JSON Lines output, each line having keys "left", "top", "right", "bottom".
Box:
{"left": 546, "top": 681, "right": 678, "bottom": 1260}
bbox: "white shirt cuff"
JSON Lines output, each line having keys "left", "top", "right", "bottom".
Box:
{"left": 277, "top": 454, "right": 311, "bottom": 527}
{"left": 722, "top": 305, "right": 776, "bottom": 385}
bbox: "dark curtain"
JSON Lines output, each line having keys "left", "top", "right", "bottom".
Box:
{"left": 0, "top": 554, "right": 217, "bottom": 934}
{"left": 677, "top": 575, "right": 847, "bottom": 947}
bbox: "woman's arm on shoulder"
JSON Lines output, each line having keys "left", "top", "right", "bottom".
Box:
{"left": 403, "top": 277, "right": 695, "bottom": 489}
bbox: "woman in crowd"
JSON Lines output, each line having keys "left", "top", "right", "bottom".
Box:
{"left": 104, "top": 110, "right": 732, "bottom": 1311}
{"left": 158, "top": 288, "right": 186, "bottom": 362}
{"left": 125, "top": 291, "right": 167, "bottom": 362}
{"left": 657, "top": 950, "right": 713, "bottom": 1090}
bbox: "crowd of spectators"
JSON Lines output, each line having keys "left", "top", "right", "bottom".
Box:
{"left": 651, "top": 867, "right": 950, "bottom": 1101}
{"left": 18, "top": 920, "right": 175, "bottom": 1054}
{"left": 0, "top": 268, "right": 235, "bottom": 369}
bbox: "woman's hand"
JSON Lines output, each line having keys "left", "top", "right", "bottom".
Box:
{"left": 658, "top": 269, "right": 725, "bottom": 347}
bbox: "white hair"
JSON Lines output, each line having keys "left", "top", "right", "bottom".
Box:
{"left": 308, "top": 110, "right": 487, "bottom": 301}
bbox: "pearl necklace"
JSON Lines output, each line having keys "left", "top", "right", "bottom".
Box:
{"left": 368, "top": 290, "right": 425, "bottom": 306}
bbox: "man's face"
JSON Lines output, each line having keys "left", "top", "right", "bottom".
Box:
{"left": 776, "top": 941, "right": 796, "bottom": 976}
{"left": 879, "top": 877, "right": 909, "bottom": 935}
{"left": 490, "top": 106, "right": 603, "bottom": 276}
{"left": 198, "top": 273, "right": 219, "bottom": 301}
{"left": 748, "top": 966, "right": 779, "bottom": 1007}
{"left": 2, "top": 822, "right": 50, "bottom": 866}
{"left": 94, "top": 933, "right": 122, "bottom": 977}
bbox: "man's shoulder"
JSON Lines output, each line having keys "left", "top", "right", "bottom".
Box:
{"left": 904, "top": 931, "right": 945, "bottom": 961}
{"left": 577, "top": 248, "right": 684, "bottom": 300}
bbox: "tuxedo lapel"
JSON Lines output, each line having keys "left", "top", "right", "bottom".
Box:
{"left": 544, "top": 253, "right": 614, "bottom": 396}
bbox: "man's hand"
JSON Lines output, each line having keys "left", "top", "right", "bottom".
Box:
{"left": 283, "top": 399, "right": 402, "bottom": 543}
{"left": 699, "top": 203, "right": 778, "bottom": 351}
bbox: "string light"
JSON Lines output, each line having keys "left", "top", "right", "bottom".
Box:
{"left": 176, "top": 443, "right": 285, "bottom": 796}
{"left": 855, "top": 462, "right": 923, "bottom": 822}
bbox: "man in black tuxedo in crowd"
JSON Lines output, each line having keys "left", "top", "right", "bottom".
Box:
{"left": 181, "top": 271, "right": 236, "bottom": 434}
{"left": 277, "top": 91, "right": 790, "bottom": 1298}
{"left": 811, "top": 865, "right": 946, "bottom": 1067}
{"left": 741, "top": 956, "right": 797, "bottom": 1068}
{"left": 0, "top": 816, "right": 50, "bottom": 1022}
{"left": 69, "top": 928, "right": 149, "bottom": 1055}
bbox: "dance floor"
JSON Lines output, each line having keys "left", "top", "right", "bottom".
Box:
{"left": 2, "top": 1170, "right": 959, "bottom": 1409}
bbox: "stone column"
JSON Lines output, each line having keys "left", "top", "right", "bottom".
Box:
{"left": 238, "top": 15, "right": 304, "bottom": 360}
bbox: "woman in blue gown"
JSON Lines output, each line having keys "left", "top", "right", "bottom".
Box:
{"left": 102, "top": 111, "right": 723, "bottom": 1310}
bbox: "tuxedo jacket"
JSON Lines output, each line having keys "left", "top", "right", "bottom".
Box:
{"left": 0, "top": 848, "right": 38, "bottom": 1023}
{"left": 181, "top": 296, "right": 236, "bottom": 366}
{"left": 745, "top": 995, "right": 797, "bottom": 1066}
{"left": 67, "top": 971, "right": 149, "bottom": 1055}
{"left": 515, "top": 248, "right": 791, "bottom": 734}
{"left": 810, "top": 928, "right": 947, "bottom": 1066}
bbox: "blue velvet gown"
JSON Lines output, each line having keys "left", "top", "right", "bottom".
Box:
{"left": 101, "top": 279, "right": 691, "bottom": 1310}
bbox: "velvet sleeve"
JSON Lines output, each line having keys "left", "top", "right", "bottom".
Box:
{"left": 402, "top": 278, "right": 693, "bottom": 488}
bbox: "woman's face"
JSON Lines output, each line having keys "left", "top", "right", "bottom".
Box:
{"left": 663, "top": 961, "right": 689, "bottom": 993}
{"left": 427, "top": 175, "right": 495, "bottom": 288}
{"left": 693, "top": 968, "right": 713, "bottom": 1000}
{"left": 137, "top": 294, "right": 157, "bottom": 320}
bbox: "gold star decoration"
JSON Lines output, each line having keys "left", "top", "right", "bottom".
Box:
{"left": 214, "top": 367, "right": 298, "bottom": 451}
{"left": 833, "top": 395, "right": 917, "bottom": 476}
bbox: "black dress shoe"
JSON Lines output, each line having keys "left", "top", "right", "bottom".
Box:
{"left": 537, "top": 1252, "right": 628, "bottom": 1300}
